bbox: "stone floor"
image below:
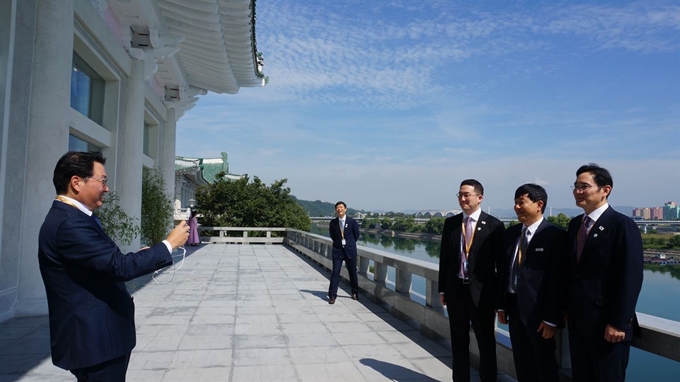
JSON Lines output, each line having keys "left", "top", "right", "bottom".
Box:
{"left": 0, "top": 244, "right": 516, "bottom": 381}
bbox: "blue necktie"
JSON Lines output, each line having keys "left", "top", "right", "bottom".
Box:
{"left": 92, "top": 214, "right": 103, "bottom": 229}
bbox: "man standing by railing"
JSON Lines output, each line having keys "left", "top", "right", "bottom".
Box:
{"left": 566, "top": 163, "right": 643, "bottom": 382}
{"left": 439, "top": 179, "right": 505, "bottom": 382}
{"left": 497, "top": 184, "right": 566, "bottom": 382}
{"left": 328, "top": 201, "right": 360, "bottom": 304}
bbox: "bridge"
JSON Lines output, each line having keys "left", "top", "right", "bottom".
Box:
{"left": 2, "top": 227, "right": 677, "bottom": 381}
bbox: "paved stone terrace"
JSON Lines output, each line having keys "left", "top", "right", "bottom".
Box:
{"left": 0, "top": 244, "right": 513, "bottom": 381}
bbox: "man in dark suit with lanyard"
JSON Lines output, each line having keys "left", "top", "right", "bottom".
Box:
{"left": 497, "top": 184, "right": 566, "bottom": 382}
{"left": 438, "top": 179, "right": 505, "bottom": 382}
{"left": 328, "top": 201, "right": 360, "bottom": 304}
{"left": 566, "top": 163, "right": 643, "bottom": 382}
{"left": 38, "top": 151, "right": 189, "bottom": 381}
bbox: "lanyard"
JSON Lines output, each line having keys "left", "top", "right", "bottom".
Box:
{"left": 56, "top": 195, "right": 79, "bottom": 209}
{"left": 461, "top": 220, "right": 476, "bottom": 259}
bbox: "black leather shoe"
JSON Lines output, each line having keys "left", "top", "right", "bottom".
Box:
{"left": 352, "top": 293, "right": 358, "bottom": 300}
{"left": 328, "top": 297, "right": 336, "bottom": 304}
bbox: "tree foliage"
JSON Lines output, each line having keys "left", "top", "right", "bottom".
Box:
{"left": 141, "top": 168, "right": 173, "bottom": 245}
{"left": 423, "top": 217, "right": 445, "bottom": 234}
{"left": 97, "top": 192, "right": 140, "bottom": 245}
{"left": 547, "top": 213, "right": 571, "bottom": 230}
{"left": 196, "top": 176, "right": 310, "bottom": 233}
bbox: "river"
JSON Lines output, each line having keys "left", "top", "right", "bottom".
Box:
{"left": 311, "top": 225, "right": 680, "bottom": 380}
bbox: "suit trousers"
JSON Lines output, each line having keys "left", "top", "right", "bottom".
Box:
{"left": 70, "top": 352, "right": 131, "bottom": 382}
{"left": 507, "top": 293, "right": 559, "bottom": 382}
{"left": 446, "top": 283, "right": 497, "bottom": 382}
{"left": 568, "top": 324, "right": 631, "bottom": 382}
{"left": 328, "top": 248, "right": 358, "bottom": 298}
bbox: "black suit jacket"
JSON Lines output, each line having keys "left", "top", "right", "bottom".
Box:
{"left": 438, "top": 211, "right": 505, "bottom": 308}
{"left": 566, "top": 206, "right": 644, "bottom": 340}
{"left": 329, "top": 216, "right": 360, "bottom": 259}
{"left": 498, "top": 220, "right": 567, "bottom": 329}
{"left": 38, "top": 201, "right": 173, "bottom": 370}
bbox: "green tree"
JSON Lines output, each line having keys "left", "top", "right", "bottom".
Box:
{"left": 424, "top": 217, "right": 445, "bottom": 234}
{"left": 380, "top": 218, "right": 392, "bottom": 230}
{"left": 547, "top": 213, "right": 571, "bottom": 229}
{"left": 669, "top": 235, "right": 680, "bottom": 249}
{"left": 392, "top": 216, "right": 416, "bottom": 232}
{"left": 97, "top": 192, "right": 140, "bottom": 245}
{"left": 196, "top": 176, "right": 310, "bottom": 234}
{"left": 141, "top": 169, "right": 174, "bottom": 245}
{"left": 361, "top": 217, "right": 380, "bottom": 229}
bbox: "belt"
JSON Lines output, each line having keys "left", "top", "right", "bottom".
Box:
{"left": 459, "top": 278, "right": 470, "bottom": 285}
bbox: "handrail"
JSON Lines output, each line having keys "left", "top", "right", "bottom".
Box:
{"left": 197, "top": 226, "right": 287, "bottom": 244}
{"left": 282, "top": 228, "right": 680, "bottom": 379}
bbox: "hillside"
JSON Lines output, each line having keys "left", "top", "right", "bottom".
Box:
{"left": 294, "top": 198, "right": 362, "bottom": 217}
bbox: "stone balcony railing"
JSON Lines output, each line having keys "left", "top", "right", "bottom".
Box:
{"left": 281, "top": 228, "right": 680, "bottom": 381}
{"left": 196, "top": 226, "right": 680, "bottom": 380}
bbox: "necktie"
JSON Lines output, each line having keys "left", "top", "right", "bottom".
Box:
{"left": 92, "top": 214, "right": 103, "bottom": 229}
{"left": 464, "top": 217, "right": 473, "bottom": 248}
{"left": 576, "top": 216, "right": 591, "bottom": 262}
{"left": 460, "top": 217, "right": 473, "bottom": 279}
{"left": 518, "top": 227, "right": 528, "bottom": 265}
{"left": 511, "top": 227, "right": 528, "bottom": 291}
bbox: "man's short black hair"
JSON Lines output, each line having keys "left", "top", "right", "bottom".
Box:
{"left": 53, "top": 151, "right": 106, "bottom": 194}
{"left": 514, "top": 183, "right": 548, "bottom": 213}
{"left": 335, "top": 201, "right": 347, "bottom": 209}
{"left": 576, "top": 163, "right": 613, "bottom": 197}
{"left": 460, "top": 179, "right": 484, "bottom": 195}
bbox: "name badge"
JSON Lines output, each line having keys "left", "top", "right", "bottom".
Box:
{"left": 341, "top": 239, "right": 346, "bottom": 246}
{"left": 463, "top": 259, "right": 469, "bottom": 274}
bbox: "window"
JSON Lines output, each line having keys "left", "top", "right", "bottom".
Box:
{"left": 69, "top": 134, "right": 100, "bottom": 152}
{"left": 70, "top": 53, "right": 104, "bottom": 125}
{"left": 143, "top": 122, "right": 150, "bottom": 156}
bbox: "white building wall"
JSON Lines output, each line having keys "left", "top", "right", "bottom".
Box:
{"left": 0, "top": 0, "right": 174, "bottom": 320}
{"left": 16, "top": 0, "right": 76, "bottom": 316}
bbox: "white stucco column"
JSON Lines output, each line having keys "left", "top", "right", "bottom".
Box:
{"left": 162, "top": 107, "right": 177, "bottom": 201}
{"left": 116, "top": 57, "right": 144, "bottom": 249}
{"left": 16, "top": 0, "right": 75, "bottom": 316}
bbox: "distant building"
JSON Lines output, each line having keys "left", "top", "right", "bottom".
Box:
{"left": 634, "top": 205, "right": 673, "bottom": 220}
{"left": 663, "top": 202, "right": 680, "bottom": 220}
{"left": 174, "top": 152, "right": 245, "bottom": 219}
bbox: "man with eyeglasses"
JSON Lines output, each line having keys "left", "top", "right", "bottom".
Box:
{"left": 38, "top": 151, "right": 189, "bottom": 381}
{"left": 438, "top": 179, "right": 505, "bottom": 382}
{"left": 566, "top": 163, "right": 643, "bottom": 382}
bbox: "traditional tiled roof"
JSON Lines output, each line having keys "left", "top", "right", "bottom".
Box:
{"left": 176, "top": 152, "right": 243, "bottom": 184}
{"left": 106, "top": 0, "right": 267, "bottom": 117}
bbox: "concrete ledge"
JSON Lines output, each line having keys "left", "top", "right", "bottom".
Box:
{"left": 634, "top": 312, "right": 680, "bottom": 362}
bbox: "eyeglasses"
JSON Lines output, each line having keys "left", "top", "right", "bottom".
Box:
{"left": 456, "top": 193, "right": 478, "bottom": 199}
{"left": 87, "top": 176, "right": 108, "bottom": 187}
{"left": 571, "top": 183, "right": 595, "bottom": 192}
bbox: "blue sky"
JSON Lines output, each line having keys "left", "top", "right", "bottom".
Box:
{"left": 176, "top": 0, "right": 680, "bottom": 213}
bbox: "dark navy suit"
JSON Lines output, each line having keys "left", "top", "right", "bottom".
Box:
{"left": 498, "top": 220, "right": 567, "bottom": 382}
{"left": 328, "top": 216, "right": 360, "bottom": 298}
{"left": 38, "top": 200, "right": 173, "bottom": 373}
{"left": 438, "top": 211, "right": 504, "bottom": 382}
{"left": 566, "top": 206, "right": 643, "bottom": 382}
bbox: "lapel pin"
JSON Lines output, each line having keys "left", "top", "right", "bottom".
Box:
{"left": 593, "top": 233, "right": 598, "bottom": 238}
{"left": 481, "top": 221, "right": 487, "bottom": 225}
{"left": 535, "top": 248, "right": 544, "bottom": 252}
{"left": 598, "top": 226, "right": 604, "bottom": 231}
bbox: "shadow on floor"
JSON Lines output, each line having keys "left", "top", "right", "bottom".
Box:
{"left": 360, "top": 358, "right": 439, "bottom": 381}
{"left": 0, "top": 315, "right": 52, "bottom": 381}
